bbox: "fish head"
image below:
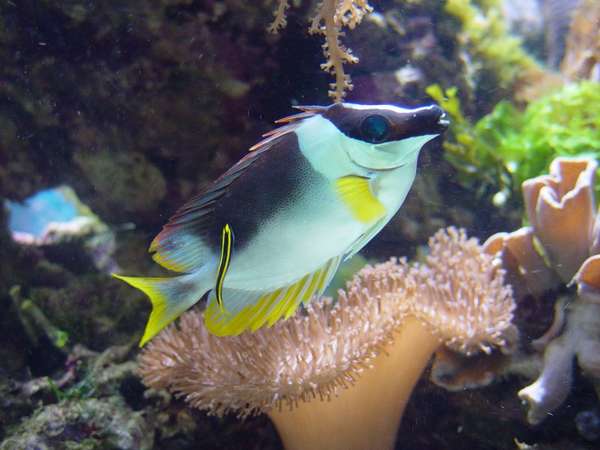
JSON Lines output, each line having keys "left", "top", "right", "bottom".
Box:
{"left": 321, "top": 103, "right": 449, "bottom": 170}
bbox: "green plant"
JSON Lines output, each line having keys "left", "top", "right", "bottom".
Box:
{"left": 426, "top": 84, "right": 511, "bottom": 200}
{"left": 427, "top": 81, "right": 600, "bottom": 204}
{"left": 47, "top": 374, "right": 96, "bottom": 403}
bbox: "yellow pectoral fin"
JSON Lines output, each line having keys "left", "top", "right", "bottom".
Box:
{"left": 335, "top": 175, "right": 386, "bottom": 223}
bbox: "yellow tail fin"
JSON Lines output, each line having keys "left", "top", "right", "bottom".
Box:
{"left": 112, "top": 273, "right": 203, "bottom": 346}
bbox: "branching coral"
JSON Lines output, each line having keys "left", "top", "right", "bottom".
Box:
{"left": 485, "top": 157, "right": 600, "bottom": 424}
{"left": 139, "top": 228, "right": 515, "bottom": 450}
{"left": 269, "top": 0, "right": 372, "bottom": 101}
{"left": 268, "top": 0, "right": 290, "bottom": 33}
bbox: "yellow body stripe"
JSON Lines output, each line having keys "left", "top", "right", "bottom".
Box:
{"left": 335, "top": 175, "right": 386, "bottom": 224}
{"left": 285, "top": 272, "right": 316, "bottom": 319}
{"left": 215, "top": 224, "right": 234, "bottom": 310}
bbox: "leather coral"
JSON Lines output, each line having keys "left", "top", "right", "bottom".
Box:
{"left": 138, "top": 227, "right": 515, "bottom": 450}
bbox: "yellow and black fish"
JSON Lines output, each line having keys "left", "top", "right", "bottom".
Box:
{"left": 115, "top": 102, "right": 449, "bottom": 345}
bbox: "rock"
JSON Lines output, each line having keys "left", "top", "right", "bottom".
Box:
{"left": 0, "top": 396, "right": 153, "bottom": 450}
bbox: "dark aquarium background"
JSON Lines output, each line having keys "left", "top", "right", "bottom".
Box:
{"left": 1, "top": 1, "right": 599, "bottom": 449}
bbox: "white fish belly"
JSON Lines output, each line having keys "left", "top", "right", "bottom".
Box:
{"left": 224, "top": 184, "right": 364, "bottom": 290}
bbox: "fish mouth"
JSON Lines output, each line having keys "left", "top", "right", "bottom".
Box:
{"left": 428, "top": 106, "right": 449, "bottom": 134}
{"left": 437, "top": 111, "right": 450, "bottom": 130}
{"left": 408, "top": 105, "right": 450, "bottom": 135}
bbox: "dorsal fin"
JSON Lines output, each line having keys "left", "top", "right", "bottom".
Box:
{"left": 248, "top": 105, "right": 324, "bottom": 152}
{"left": 274, "top": 105, "right": 327, "bottom": 124}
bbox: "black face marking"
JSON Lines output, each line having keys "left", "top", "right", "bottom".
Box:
{"left": 322, "top": 103, "right": 449, "bottom": 144}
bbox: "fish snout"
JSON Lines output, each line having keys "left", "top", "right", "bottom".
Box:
{"left": 413, "top": 104, "right": 450, "bottom": 135}
{"left": 436, "top": 110, "right": 450, "bottom": 132}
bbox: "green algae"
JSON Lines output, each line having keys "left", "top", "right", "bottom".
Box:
{"left": 10, "top": 285, "right": 75, "bottom": 352}
{"left": 428, "top": 80, "right": 600, "bottom": 204}
{"left": 444, "top": 0, "right": 542, "bottom": 92}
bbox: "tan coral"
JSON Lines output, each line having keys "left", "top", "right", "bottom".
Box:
{"left": 309, "top": 0, "right": 366, "bottom": 101}
{"left": 575, "top": 255, "right": 600, "bottom": 304}
{"left": 522, "top": 157, "right": 597, "bottom": 282}
{"left": 482, "top": 157, "right": 600, "bottom": 425}
{"left": 139, "top": 228, "right": 515, "bottom": 450}
{"left": 485, "top": 157, "right": 599, "bottom": 295}
{"left": 572, "top": 257, "right": 600, "bottom": 378}
{"left": 333, "top": 0, "right": 373, "bottom": 29}
{"left": 484, "top": 227, "right": 557, "bottom": 299}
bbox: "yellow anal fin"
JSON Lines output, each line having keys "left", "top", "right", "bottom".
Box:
{"left": 286, "top": 269, "right": 320, "bottom": 319}
{"left": 215, "top": 223, "right": 234, "bottom": 311}
{"left": 335, "top": 175, "right": 386, "bottom": 224}
{"left": 204, "top": 257, "right": 340, "bottom": 336}
{"left": 249, "top": 289, "right": 284, "bottom": 331}
{"left": 266, "top": 276, "right": 306, "bottom": 327}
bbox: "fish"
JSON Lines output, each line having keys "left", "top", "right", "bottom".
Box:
{"left": 114, "top": 102, "right": 449, "bottom": 345}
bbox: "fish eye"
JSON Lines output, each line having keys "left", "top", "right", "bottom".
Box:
{"left": 360, "top": 115, "right": 390, "bottom": 143}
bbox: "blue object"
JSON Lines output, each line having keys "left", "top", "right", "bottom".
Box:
{"left": 6, "top": 187, "right": 79, "bottom": 238}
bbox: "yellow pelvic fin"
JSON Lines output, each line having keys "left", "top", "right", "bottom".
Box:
{"left": 204, "top": 257, "right": 340, "bottom": 336}
{"left": 113, "top": 273, "right": 181, "bottom": 347}
{"left": 215, "top": 223, "right": 234, "bottom": 311}
{"left": 335, "top": 175, "right": 386, "bottom": 223}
